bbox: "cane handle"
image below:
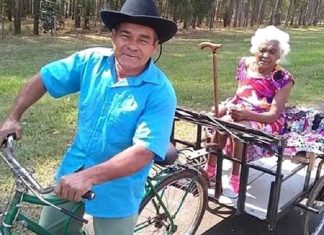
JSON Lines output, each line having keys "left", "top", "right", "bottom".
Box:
{"left": 199, "top": 42, "right": 222, "bottom": 54}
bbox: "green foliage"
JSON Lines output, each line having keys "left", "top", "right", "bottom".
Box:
{"left": 40, "top": 0, "right": 65, "bottom": 32}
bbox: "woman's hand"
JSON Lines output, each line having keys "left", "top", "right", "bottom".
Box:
{"left": 230, "top": 107, "right": 251, "bottom": 122}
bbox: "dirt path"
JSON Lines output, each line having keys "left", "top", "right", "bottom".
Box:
{"left": 196, "top": 202, "right": 303, "bottom": 235}
{"left": 84, "top": 204, "right": 304, "bottom": 235}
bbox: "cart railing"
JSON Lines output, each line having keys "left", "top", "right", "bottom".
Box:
{"left": 172, "top": 107, "right": 323, "bottom": 232}
{"left": 175, "top": 107, "right": 285, "bottom": 152}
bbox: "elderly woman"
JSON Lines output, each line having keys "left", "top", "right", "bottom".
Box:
{"left": 205, "top": 26, "right": 294, "bottom": 199}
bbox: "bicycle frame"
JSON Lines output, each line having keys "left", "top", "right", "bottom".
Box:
{"left": 1, "top": 189, "right": 82, "bottom": 235}
{"left": 0, "top": 136, "right": 88, "bottom": 235}
{"left": 1, "top": 136, "right": 199, "bottom": 235}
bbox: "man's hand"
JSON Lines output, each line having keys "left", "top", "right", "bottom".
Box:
{"left": 54, "top": 171, "right": 93, "bottom": 202}
{"left": 0, "top": 118, "right": 22, "bottom": 146}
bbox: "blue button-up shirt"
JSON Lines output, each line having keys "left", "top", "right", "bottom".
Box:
{"left": 40, "top": 48, "right": 176, "bottom": 217}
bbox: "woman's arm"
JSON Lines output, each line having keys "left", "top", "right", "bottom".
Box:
{"left": 230, "top": 80, "right": 294, "bottom": 123}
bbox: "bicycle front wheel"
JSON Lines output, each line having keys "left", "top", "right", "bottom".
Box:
{"left": 302, "top": 175, "right": 324, "bottom": 235}
{"left": 135, "top": 168, "right": 208, "bottom": 235}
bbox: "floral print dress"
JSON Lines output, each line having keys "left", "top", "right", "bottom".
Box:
{"left": 221, "top": 57, "right": 295, "bottom": 161}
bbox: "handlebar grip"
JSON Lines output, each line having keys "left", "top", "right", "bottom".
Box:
{"left": 82, "top": 191, "right": 95, "bottom": 200}
{"left": 1, "top": 133, "right": 17, "bottom": 147}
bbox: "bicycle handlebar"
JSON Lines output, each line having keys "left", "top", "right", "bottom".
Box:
{"left": 0, "top": 135, "right": 95, "bottom": 200}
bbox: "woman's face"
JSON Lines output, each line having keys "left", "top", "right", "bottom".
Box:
{"left": 254, "top": 40, "right": 281, "bottom": 72}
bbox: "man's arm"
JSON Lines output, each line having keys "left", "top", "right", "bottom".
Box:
{"left": 55, "top": 145, "right": 154, "bottom": 202}
{"left": 0, "top": 73, "right": 46, "bottom": 143}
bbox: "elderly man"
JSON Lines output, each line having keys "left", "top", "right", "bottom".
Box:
{"left": 0, "top": 0, "right": 177, "bottom": 234}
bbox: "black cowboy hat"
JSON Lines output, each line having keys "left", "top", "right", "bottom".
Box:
{"left": 100, "top": 0, "right": 177, "bottom": 44}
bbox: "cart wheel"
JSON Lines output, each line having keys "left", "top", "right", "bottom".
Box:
{"left": 302, "top": 175, "right": 324, "bottom": 235}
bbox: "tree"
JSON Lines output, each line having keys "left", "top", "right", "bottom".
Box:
{"left": 250, "top": 0, "right": 259, "bottom": 26}
{"left": 257, "top": 0, "right": 266, "bottom": 25}
{"left": 4, "top": 0, "right": 12, "bottom": 21}
{"left": 242, "top": 0, "right": 251, "bottom": 27}
{"left": 233, "top": 0, "right": 244, "bottom": 27}
{"left": 33, "top": 0, "right": 40, "bottom": 35}
{"left": 222, "top": 0, "right": 234, "bottom": 27}
{"left": 305, "top": 0, "right": 321, "bottom": 25}
{"left": 14, "top": 0, "right": 22, "bottom": 34}
{"left": 208, "top": 0, "right": 218, "bottom": 29}
{"left": 270, "top": 0, "right": 283, "bottom": 25}
{"left": 84, "top": 1, "right": 90, "bottom": 29}
{"left": 1, "top": 0, "right": 5, "bottom": 38}
{"left": 298, "top": 0, "right": 308, "bottom": 26}
{"left": 285, "top": 0, "right": 296, "bottom": 26}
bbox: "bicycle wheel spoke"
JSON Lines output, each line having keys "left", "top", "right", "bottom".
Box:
{"left": 135, "top": 169, "right": 207, "bottom": 235}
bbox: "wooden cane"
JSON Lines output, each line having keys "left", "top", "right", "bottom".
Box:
{"left": 199, "top": 42, "right": 222, "bottom": 198}
{"left": 199, "top": 42, "right": 222, "bottom": 117}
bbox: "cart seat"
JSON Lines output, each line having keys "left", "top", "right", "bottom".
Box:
{"left": 155, "top": 143, "right": 178, "bottom": 166}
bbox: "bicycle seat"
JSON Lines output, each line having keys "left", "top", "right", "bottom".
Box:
{"left": 155, "top": 143, "right": 178, "bottom": 166}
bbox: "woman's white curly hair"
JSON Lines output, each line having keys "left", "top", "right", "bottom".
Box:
{"left": 250, "top": 25, "right": 290, "bottom": 63}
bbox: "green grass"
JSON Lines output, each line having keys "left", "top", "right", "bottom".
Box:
{"left": 154, "top": 28, "right": 324, "bottom": 110}
{"left": 1, "top": 27, "right": 324, "bottom": 212}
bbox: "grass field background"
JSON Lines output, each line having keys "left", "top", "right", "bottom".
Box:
{"left": 0, "top": 27, "right": 323, "bottom": 214}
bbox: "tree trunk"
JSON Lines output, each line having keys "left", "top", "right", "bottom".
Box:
{"left": 305, "top": 0, "right": 319, "bottom": 25}
{"left": 270, "top": 0, "right": 275, "bottom": 25}
{"left": 275, "top": 0, "right": 283, "bottom": 25}
{"left": 183, "top": 17, "right": 189, "bottom": 30}
{"left": 70, "top": 0, "right": 76, "bottom": 20}
{"left": 5, "top": 0, "right": 12, "bottom": 21}
{"left": 233, "top": 0, "right": 243, "bottom": 27}
{"left": 285, "top": 0, "right": 295, "bottom": 26}
{"left": 250, "top": 0, "right": 259, "bottom": 26}
{"left": 298, "top": 1, "right": 308, "bottom": 26}
{"left": 1, "top": 0, "right": 5, "bottom": 38}
{"left": 242, "top": 0, "right": 251, "bottom": 27}
{"left": 209, "top": 0, "right": 217, "bottom": 29}
{"left": 257, "top": 0, "right": 266, "bottom": 25}
{"left": 83, "top": 0, "right": 90, "bottom": 29}
{"left": 270, "top": 0, "right": 281, "bottom": 25}
{"left": 14, "top": 0, "right": 21, "bottom": 34}
{"left": 314, "top": 0, "right": 322, "bottom": 25}
{"left": 33, "top": 0, "right": 40, "bottom": 35}
{"left": 74, "top": 0, "right": 81, "bottom": 28}
{"left": 223, "top": 0, "right": 234, "bottom": 27}
{"left": 191, "top": 16, "right": 196, "bottom": 29}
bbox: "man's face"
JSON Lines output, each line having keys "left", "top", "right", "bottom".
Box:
{"left": 112, "top": 22, "right": 158, "bottom": 77}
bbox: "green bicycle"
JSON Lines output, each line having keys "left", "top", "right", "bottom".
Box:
{"left": 0, "top": 135, "right": 208, "bottom": 235}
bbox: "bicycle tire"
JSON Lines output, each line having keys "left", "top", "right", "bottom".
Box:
{"left": 135, "top": 168, "right": 208, "bottom": 235}
{"left": 302, "top": 175, "right": 324, "bottom": 235}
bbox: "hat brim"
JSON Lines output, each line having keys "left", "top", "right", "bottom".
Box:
{"left": 100, "top": 10, "right": 177, "bottom": 44}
